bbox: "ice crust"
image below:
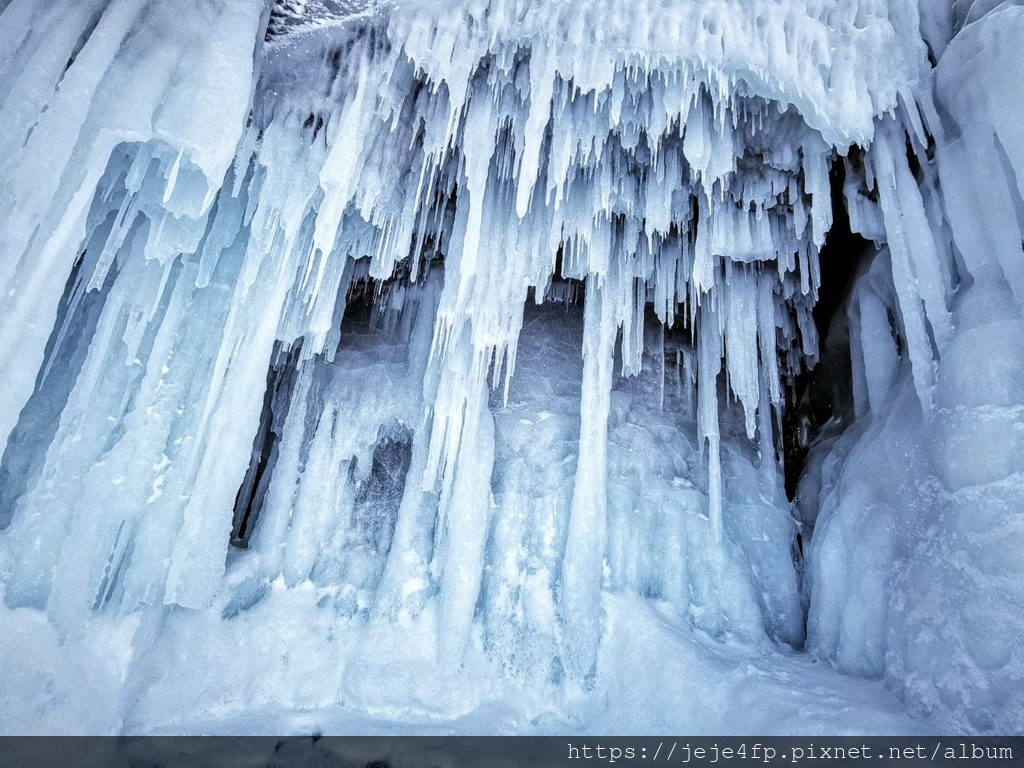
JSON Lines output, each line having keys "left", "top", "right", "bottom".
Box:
{"left": 0, "top": 0, "right": 1020, "bottom": 735}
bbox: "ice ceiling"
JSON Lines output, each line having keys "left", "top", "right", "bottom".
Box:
{"left": 0, "top": 0, "right": 1021, "bottom": 735}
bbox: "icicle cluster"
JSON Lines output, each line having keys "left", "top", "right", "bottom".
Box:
{"left": 0, "top": 0, "right": 932, "bottom": 681}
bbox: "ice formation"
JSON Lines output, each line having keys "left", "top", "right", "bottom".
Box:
{"left": 0, "top": 0, "right": 1021, "bottom": 735}
{"left": 799, "top": 3, "right": 1024, "bottom": 734}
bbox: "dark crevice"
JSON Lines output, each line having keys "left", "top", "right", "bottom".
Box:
{"left": 811, "top": 160, "right": 869, "bottom": 341}
{"left": 782, "top": 159, "right": 869, "bottom": 501}
{"left": 230, "top": 342, "right": 303, "bottom": 548}
{"left": 541, "top": 245, "right": 586, "bottom": 306}
{"left": 0, "top": 245, "right": 114, "bottom": 530}
{"left": 353, "top": 424, "right": 414, "bottom": 555}
{"left": 61, "top": 6, "right": 103, "bottom": 78}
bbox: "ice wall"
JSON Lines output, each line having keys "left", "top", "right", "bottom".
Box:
{"left": 801, "top": 3, "right": 1024, "bottom": 734}
{"left": 0, "top": 0, "right": 1018, "bottom": 734}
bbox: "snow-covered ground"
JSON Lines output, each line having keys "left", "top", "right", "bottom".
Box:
{"left": 2, "top": 589, "right": 929, "bottom": 735}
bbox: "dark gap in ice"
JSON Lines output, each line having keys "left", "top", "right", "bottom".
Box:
{"left": 62, "top": 5, "right": 103, "bottom": 78}
{"left": 0, "top": 245, "right": 114, "bottom": 529}
{"left": 812, "top": 159, "right": 870, "bottom": 340}
{"left": 343, "top": 274, "right": 381, "bottom": 324}
{"left": 782, "top": 158, "right": 868, "bottom": 500}
{"left": 886, "top": 307, "right": 905, "bottom": 358}
{"left": 542, "top": 244, "right": 586, "bottom": 306}
{"left": 905, "top": 135, "right": 923, "bottom": 180}
{"left": 93, "top": 518, "right": 134, "bottom": 611}
{"left": 230, "top": 342, "right": 303, "bottom": 548}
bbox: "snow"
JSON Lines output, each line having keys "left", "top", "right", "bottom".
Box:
{"left": 0, "top": 0, "right": 1021, "bottom": 737}
{"left": 0, "top": 588, "right": 925, "bottom": 736}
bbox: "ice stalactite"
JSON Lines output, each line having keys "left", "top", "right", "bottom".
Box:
{"left": 559, "top": 266, "right": 619, "bottom": 681}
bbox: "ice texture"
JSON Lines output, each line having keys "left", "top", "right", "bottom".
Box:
{"left": 0, "top": 0, "right": 1019, "bottom": 736}
{"left": 801, "top": 4, "right": 1024, "bottom": 734}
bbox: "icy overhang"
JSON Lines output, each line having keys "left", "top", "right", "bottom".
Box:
{"left": 0, "top": 0, "right": 944, "bottom": 653}
{"left": 269, "top": 0, "right": 932, "bottom": 149}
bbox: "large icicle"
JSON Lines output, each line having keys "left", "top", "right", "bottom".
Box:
{"left": 0, "top": 0, "right": 264, "bottom": 457}
{"left": 559, "top": 267, "right": 619, "bottom": 681}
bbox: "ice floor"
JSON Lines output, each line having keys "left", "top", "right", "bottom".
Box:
{"left": 0, "top": 592, "right": 929, "bottom": 736}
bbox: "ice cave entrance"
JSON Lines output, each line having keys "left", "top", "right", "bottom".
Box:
{"left": 0, "top": 0, "right": 1022, "bottom": 736}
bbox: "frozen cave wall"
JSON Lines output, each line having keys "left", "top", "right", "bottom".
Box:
{"left": 0, "top": 0, "right": 1021, "bottom": 733}
{"left": 799, "top": 2, "right": 1024, "bottom": 733}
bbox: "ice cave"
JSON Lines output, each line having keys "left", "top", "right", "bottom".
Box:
{"left": 0, "top": 0, "right": 1022, "bottom": 736}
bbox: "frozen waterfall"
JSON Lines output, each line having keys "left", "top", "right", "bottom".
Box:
{"left": 0, "top": 0, "right": 1021, "bottom": 736}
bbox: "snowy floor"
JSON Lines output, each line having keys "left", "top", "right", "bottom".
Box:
{"left": 0, "top": 591, "right": 930, "bottom": 736}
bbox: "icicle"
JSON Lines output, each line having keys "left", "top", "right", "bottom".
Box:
{"left": 869, "top": 121, "right": 950, "bottom": 410}
{"left": 560, "top": 267, "right": 618, "bottom": 680}
{"left": 697, "top": 299, "right": 723, "bottom": 542}
{"left": 435, "top": 387, "right": 495, "bottom": 668}
{"left": 515, "top": 42, "right": 556, "bottom": 219}
{"left": 723, "top": 269, "right": 760, "bottom": 439}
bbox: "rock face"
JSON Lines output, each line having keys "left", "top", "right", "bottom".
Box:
{"left": 266, "top": 0, "right": 392, "bottom": 41}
